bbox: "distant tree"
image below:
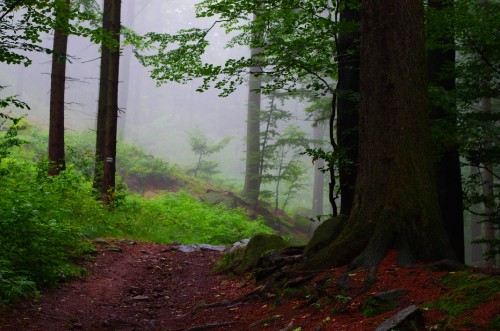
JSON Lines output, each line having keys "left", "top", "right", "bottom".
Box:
{"left": 242, "top": 14, "right": 263, "bottom": 205}
{"left": 187, "top": 126, "right": 232, "bottom": 178}
{"left": 48, "top": 0, "right": 71, "bottom": 176}
{"left": 260, "top": 125, "right": 309, "bottom": 216}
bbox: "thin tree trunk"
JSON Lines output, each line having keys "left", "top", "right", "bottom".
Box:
{"left": 102, "top": 0, "right": 121, "bottom": 203}
{"left": 312, "top": 122, "right": 326, "bottom": 215}
{"left": 470, "top": 165, "right": 483, "bottom": 264}
{"left": 93, "top": 0, "right": 112, "bottom": 192}
{"left": 48, "top": 0, "right": 70, "bottom": 175}
{"left": 242, "top": 39, "right": 262, "bottom": 205}
{"left": 427, "top": 0, "right": 465, "bottom": 263}
{"left": 116, "top": 0, "right": 135, "bottom": 140}
{"left": 481, "top": 97, "right": 495, "bottom": 267}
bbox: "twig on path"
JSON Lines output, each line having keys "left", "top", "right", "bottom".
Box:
{"left": 180, "top": 321, "right": 237, "bottom": 331}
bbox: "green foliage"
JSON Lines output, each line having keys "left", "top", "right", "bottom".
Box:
{"left": 134, "top": 0, "right": 348, "bottom": 96}
{"left": 431, "top": 272, "right": 500, "bottom": 316}
{"left": 260, "top": 124, "right": 309, "bottom": 213}
{"left": 0, "top": 259, "right": 39, "bottom": 306}
{"left": 0, "top": 0, "right": 113, "bottom": 66}
{"left": 0, "top": 124, "right": 272, "bottom": 306}
{"left": 361, "top": 296, "right": 397, "bottom": 317}
{"left": 111, "top": 192, "right": 271, "bottom": 245}
{"left": 186, "top": 126, "right": 232, "bottom": 178}
{"left": 0, "top": 158, "right": 96, "bottom": 296}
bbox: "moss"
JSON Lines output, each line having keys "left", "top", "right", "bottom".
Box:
{"left": 361, "top": 296, "right": 398, "bottom": 317}
{"left": 214, "top": 234, "right": 289, "bottom": 275}
{"left": 304, "top": 215, "right": 348, "bottom": 257}
{"left": 433, "top": 272, "right": 500, "bottom": 316}
{"left": 490, "top": 316, "right": 500, "bottom": 330}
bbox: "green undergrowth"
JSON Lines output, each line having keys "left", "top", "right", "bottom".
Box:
{"left": 427, "top": 271, "right": 500, "bottom": 320}
{"left": 0, "top": 123, "right": 272, "bottom": 307}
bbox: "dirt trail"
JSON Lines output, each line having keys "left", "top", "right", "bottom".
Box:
{"left": 1, "top": 240, "right": 498, "bottom": 331}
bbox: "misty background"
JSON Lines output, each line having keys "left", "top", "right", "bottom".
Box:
{"left": 0, "top": 0, "right": 330, "bottom": 216}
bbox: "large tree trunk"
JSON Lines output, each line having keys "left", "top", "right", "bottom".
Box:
{"left": 242, "top": 39, "right": 262, "bottom": 205}
{"left": 427, "top": 0, "right": 465, "bottom": 263}
{"left": 48, "top": 0, "right": 70, "bottom": 176}
{"left": 102, "top": 0, "right": 121, "bottom": 203}
{"left": 93, "top": 0, "right": 112, "bottom": 192}
{"left": 336, "top": 1, "right": 360, "bottom": 216}
{"left": 306, "top": 0, "right": 455, "bottom": 269}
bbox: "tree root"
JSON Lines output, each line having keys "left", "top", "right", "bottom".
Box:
{"left": 180, "top": 321, "right": 237, "bottom": 331}
{"left": 186, "top": 293, "right": 259, "bottom": 315}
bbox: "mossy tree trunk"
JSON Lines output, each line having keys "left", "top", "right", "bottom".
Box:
{"left": 336, "top": 0, "right": 360, "bottom": 215}
{"left": 242, "top": 16, "right": 263, "bottom": 205}
{"left": 48, "top": 0, "right": 70, "bottom": 175}
{"left": 306, "top": 0, "right": 456, "bottom": 269}
{"left": 93, "top": 0, "right": 112, "bottom": 192}
{"left": 102, "top": 0, "right": 121, "bottom": 203}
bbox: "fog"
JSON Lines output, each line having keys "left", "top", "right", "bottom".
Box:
{"left": 1, "top": 0, "right": 328, "bottom": 214}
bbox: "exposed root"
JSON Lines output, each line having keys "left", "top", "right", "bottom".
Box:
{"left": 180, "top": 321, "right": 237, "bottom": 331}
{"left": 186, "top": 294, "right": 258, "bottom": 315}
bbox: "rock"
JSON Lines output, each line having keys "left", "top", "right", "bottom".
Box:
{"left": 374, "top": 305, "right": 425, "bottom": 331}
{"left": 429, "top": 259, "right": 466, "bottom": 271}
{"left": 201, "top": 190, "right": 238, "bottom": 209}
{"left": 93, "top": 238, "right": 109, "bottom": 245}
{"left": 172, "top": 243, "right": 227, "bottom": 253}
{"left": 374, "top": 288, "right": 407, "bottom": 302}
{"left": 226, "top": 239, "right": 250, "bottom": 253}
{"left": 304, "top": 214, "right": 348, "bottom": 256}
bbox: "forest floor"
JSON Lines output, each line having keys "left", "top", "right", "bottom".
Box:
{"left": 1, "top": 239, "right": 498, "bottom": 331}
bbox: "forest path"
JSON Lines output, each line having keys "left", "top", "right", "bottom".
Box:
{"left": 1, "top": 239, "right": 498, "bottom": 331}
{"left": 0, "top": 240, "right": 262, "bottom": 331}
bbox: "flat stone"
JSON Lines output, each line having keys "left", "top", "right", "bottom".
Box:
{"left": 172, "top": 244, "right": 226, "bottom": 253}
{"left": 375, "top": 305, "right": 424, "bottom": 331}
{"left": 374, "top": 288, "right": 407, "bottom": 302}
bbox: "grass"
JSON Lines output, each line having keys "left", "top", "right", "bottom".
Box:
{"left": 0, "top": 122, "right": 272, "bottom": 306}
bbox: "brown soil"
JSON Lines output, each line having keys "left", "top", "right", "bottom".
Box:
{"left": 1, "top": 240, "right": 498, "bottom": 331}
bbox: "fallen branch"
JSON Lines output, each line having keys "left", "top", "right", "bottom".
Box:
{"left": 181, "top": 321, "right": 237, "bottom": 331}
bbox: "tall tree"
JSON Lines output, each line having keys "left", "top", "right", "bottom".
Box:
{"left": 101, "top": 0, "right": 121, "bottom": 203}
{"left": 427, "top": 0, "right": 465, "bottom": 263}
{"left": 306, "top": 0, "right": 455, "bottom": 268}
{"left": 311, "top": 121, "right": 326, "bottom": 215}
{"left": 242, "top": 15, "right": 263, "bottom": 205}
{"left": 48, "top": 0, "right": 71, "bottom": 176}
{"left": 93, "top": 0, "right": 113, "bottom": 192}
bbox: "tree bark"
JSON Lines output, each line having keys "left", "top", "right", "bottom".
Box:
{"left": 427, "top": 0, "right": 465, "bottom": 263}
{"left": 102, "top": 0, "right": 121, "bottom": 203}
{"left": 48, "top": 0, "right": 70, "bottom": 176}
{"left": 336, "top": 1, "right": 360, "bottom": 216}
{"left": 242, "top": 33, "right": 262, "bottom": 205}
{"left": 480, "top": 97, "right": 495, "bottom": 267}
{"left": 93, "top": 0, "right": 112, "bottom": 192}
{"left": 306, "top": 0, "right": 455, "bottom": 269}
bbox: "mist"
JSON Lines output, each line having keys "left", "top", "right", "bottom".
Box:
{"left": 0, "top": 0, "right": 329, "bottom": 216}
